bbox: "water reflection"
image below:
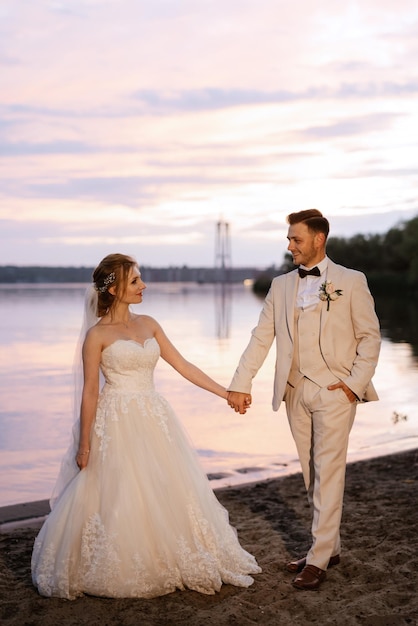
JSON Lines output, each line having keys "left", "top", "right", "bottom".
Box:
{"left": 375, "top": 296, "right": 418, "bottom": 360}
{"left": 214, "top": 283, "right": 232, "bottom": 339}
{"left": 0, "top": 284, "right": 417, "bottom": 508}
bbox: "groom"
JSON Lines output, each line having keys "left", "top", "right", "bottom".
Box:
{"left": 227, "top": 209, "right": 381, "bottom": 590}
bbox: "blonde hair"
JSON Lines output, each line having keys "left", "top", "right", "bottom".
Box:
{"left": 93, "top": 253, "right": 137, "bottom": 317}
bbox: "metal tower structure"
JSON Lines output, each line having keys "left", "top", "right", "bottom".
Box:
{"left": 214, "top": 220, "right": 232, "bottom": 283}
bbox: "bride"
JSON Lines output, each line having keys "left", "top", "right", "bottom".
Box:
{"left": 31, "top": 253, "right": 260, "bottom": 599}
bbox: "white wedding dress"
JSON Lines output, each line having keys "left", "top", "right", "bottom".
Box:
{"left": 31, "top": 338, "right": 261, "bottom": 599}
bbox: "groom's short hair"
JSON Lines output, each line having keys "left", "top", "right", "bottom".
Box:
{"left": 287, "top": 209, "right": 330, "bottom": 239}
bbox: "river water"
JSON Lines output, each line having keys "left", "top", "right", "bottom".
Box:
{"left": 0, "top": 282, "right": 417, "bottom": 507}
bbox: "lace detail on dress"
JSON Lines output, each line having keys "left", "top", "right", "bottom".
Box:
{"left": 31, "top": 539, "right": 57, "bottom": 597}
{"left": 178, "top": 495, "right": 259, "bottom": 591}
{"left": 32, "top": 535, "right": 81, "bottom": 600}
{"left": 94, "top": 339, "right": 172, "bottom": 457}
{"left": 80, "top": 514, "right": 122, "bottom": 597}
{"left": 95, "top": 391, "right": 173, "bottom": 457}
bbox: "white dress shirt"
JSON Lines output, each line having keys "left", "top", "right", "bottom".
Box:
{"left": 296, "top": 256, "right": 328, "bottom": 311}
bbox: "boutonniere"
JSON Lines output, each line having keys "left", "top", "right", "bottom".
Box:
{"left": 319, "top": 281, "right": 343, "bottom": 311}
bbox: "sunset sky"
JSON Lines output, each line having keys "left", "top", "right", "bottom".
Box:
{"left": 1, "top": 0, "right": 418, "bottom": 268}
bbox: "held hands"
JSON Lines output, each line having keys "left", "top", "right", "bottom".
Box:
{"left": 227, "top": 391, "right": 252, "bottom": 414}
{"left": 327, "top": 381, "right": 357, "bottom": 403}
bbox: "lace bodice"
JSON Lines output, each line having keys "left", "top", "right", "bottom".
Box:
{"left": 100, "top": 338, "right": 159, "bottom": 392}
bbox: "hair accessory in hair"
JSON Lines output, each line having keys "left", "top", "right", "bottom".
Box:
{"left": 94, "top": 272, "right": 116, "bottom": 293}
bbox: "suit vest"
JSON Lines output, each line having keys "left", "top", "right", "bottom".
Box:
{"left": 287, "top": 304, "right": 336, "bottom": 388}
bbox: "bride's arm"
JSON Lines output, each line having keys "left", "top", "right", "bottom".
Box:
{"left": 151, "top": 318, "right": 229, "bottom": 402}
{"left": 77, "top": 328, "right": 102, "bottom": 469}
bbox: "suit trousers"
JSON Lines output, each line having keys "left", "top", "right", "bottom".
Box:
{"left": 284, "top": 377, "right": 357, "bottom": 570}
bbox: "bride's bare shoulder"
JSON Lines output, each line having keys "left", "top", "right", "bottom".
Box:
{"left": 85, "top": 320, "right": 110, "bottom": 343}
{"left": 130, "top": 313, "right": 153, "bottom": 322}
{"left": 133, "top": 314, "right": 159, "bottom": 329}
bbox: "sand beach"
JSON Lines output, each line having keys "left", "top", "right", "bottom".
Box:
{"left": 1, "top": 448, "right": 417, "bottom": 626}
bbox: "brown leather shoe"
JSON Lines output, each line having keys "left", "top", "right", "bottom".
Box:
{"left": 292, "top": 564, "right": 326, "bottom": 590}
{"left": 286, "top": 554, "right": 340, "bottom": 573}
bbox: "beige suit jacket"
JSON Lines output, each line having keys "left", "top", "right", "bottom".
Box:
{"left": 229, "top": 259, "right": 381, "bottom": 411}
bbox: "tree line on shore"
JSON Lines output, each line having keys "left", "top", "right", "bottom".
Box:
{"left": 1, "top": 215, "right": 417, "bottom": 295}
{"left": 0, "top": 265, "right": 258, "bottom": 285}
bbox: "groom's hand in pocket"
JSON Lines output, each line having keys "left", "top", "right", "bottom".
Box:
{"left": 327, "top": 381, "right": 357, "bottom": 403}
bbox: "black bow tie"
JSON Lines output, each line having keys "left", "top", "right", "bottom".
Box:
{"left": 298, "top": 266, "right": 321, "bottom": 278}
